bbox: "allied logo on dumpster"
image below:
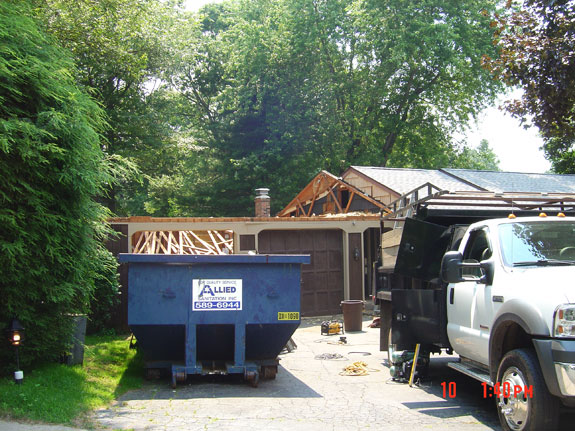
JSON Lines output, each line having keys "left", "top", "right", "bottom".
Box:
{"left": 192, "top": 279, "right": 242, "bottom": 311}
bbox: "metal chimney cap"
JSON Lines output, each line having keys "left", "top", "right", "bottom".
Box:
{"left": 255, "top": 188, "right": 270, "bottom": 196}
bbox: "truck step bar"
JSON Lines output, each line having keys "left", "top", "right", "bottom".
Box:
{"left": 447, "top": 361, "right": 493, "bottom": 386}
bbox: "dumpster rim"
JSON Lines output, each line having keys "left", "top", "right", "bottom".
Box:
{"left": 118, "top": 253, "right": 310, "bottom": 265}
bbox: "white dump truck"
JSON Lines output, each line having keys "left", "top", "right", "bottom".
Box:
{"left": 377, "top": 186, "right": 575, "bottom": 431}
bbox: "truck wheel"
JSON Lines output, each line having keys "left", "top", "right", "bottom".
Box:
{"left": 496, "top": 348, "right": 559, "bottom": 431}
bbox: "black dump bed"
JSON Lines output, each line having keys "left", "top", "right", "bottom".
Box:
{"left": 378, "top": 186, "right": 575, "bottom": 351}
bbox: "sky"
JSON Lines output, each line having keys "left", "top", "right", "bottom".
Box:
{"left": 183, "top": 0, "right": 551, "bottom": 174}
{"left": 464, "top": 100, "right": 551, "bottom": 174}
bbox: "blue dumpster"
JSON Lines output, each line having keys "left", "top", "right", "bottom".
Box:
{"left": 118, "top": 253, "right": 310, "bottom": 387}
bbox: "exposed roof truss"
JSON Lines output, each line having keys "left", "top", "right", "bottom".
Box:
{"left": 278, "top": 170, "right": 387, "bottom": 217}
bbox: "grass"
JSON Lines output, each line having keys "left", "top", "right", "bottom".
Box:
{"left": 0, "top": 334, "right": 143, "bottom": 427}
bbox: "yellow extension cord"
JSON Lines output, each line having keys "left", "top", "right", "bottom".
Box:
{"left": 339, "top": 361, "right": 380, "bottom": 376}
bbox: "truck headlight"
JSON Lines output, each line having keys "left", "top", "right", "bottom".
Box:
{"left": 554, "top": 304, "right": 575, "bottom": 337}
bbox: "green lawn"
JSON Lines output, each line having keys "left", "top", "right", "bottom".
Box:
{"left": 0, "top": 334, "right": 143, "bottom": 426}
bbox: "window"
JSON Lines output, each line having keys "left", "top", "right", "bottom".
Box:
{"left": 462, "top": 228, "right": 491, "bottom": 278}
{"left": 498, "top": 221, "right": 575, "bottom": 266}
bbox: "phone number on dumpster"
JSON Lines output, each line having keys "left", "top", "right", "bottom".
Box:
{"left": 194, "top": 301, "right": 241, "bottom": 310}
{"left": 192, "top": 279, "right": 243, "bottom": 311}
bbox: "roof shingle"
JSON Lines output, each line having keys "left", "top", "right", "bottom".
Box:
{"left": 348, "top": 166, "right": 481, "bottom": 195}
{"left": 442, "top": 169, "right": 575, "bottom": 193}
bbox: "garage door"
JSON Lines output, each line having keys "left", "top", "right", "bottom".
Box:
{"left": 258, "top": 230, "right": 344, "bottom": 316}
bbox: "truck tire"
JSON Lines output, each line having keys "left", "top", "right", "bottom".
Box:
{"left": 496, "top": 348, "right": 559, "bottom": 431}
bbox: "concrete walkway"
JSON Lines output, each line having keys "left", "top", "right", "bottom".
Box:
{"left": 0, "top": 421, "right": 85, "bottom": 431}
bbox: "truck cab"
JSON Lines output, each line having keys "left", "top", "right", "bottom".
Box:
{"left": 441, "top": 215, "right": 575, "bottom": 431}
{"left": 379, "top": 189, "right": 575, "bottom": 431}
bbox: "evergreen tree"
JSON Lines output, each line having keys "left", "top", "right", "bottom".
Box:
{"left": 0, "top": 1, "right": 117, "bottom": 370}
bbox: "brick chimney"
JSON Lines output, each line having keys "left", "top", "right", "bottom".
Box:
{"left": 254, "top": 188, "right": 271, "bottom": 217}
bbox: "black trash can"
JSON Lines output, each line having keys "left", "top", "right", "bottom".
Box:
{"left": 341, "top": 300, "right": 364, "bottom": 332}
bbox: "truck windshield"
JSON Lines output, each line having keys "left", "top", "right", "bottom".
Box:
{"left": 498, "top": 221, "right": 575, "bottom": 267}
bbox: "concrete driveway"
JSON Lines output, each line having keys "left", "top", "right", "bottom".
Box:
{"left": 92, "top": 316, "right": 503, "bottom": 430}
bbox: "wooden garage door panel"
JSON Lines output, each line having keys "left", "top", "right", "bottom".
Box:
{"left": 286, "top": 233, "right": 300, "bottom": 251}
{"left": 258, "top": 230, "right": 343, "bottom": 316}
{"left": 327, "top": 231, "right": 341, "bottom": 248}
{"left": 300, "top": 233, "right": 314, "bottom": 249}
{"left": 329, "top": 250, "right": 342, "bottom": 269}
{"left": 301, "top": 292, "right": 315, "bottom": 315}
{"left": 328, "top": 269, "right": 342, "bottom": 286}
{"left": 314, "top": 272, "right": 328, "bottom": 289}
{"left": 314, "top": 250, "right": 327, "bottom": 268}
{"left": 301, "top": 272, "right": 316, "bottom": 292}
{"left": 315, "top": 292, "right": 329, "bottom": 313}
{"left": 314, "top": 231, "right": 327, "bottom": 249}
{"left": 329, "top": 290, "right": 344, "bottom": 313}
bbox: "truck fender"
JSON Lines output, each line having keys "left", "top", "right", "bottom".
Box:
{"left": 489, "top": 300, "right": 549, "bottom": 381}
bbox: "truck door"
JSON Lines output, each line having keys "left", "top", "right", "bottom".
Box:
{"left": 391, "top": 218, "right": 451, "bottom": 349}
{"left": 446, "top": 227, "right": 492, "bottom": 363}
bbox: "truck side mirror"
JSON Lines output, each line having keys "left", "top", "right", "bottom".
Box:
{"left": 441, "top": 251, "right": 465, "bottom": 283}
{"left": 479, "top": 260, "right": 495, "bottom": 285}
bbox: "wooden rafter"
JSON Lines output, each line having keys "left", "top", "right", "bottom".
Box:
{"left": 132, "top": 230, "right": 234, "bottom": 255}
{"left": 278, "top": 170, "right": 387, "bottom": 217}
{"left": 295, "top": 197, "right": 306, "bottom": 216}
{"left": 327, "top": 185, "right": 344, "bottom": 213}
{"left": 345, "top": 191, "right": 356, "bottom": 213}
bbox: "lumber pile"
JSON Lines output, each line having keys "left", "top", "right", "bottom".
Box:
{"left": 132, "top": 230, "right": 234, "bottom": 255}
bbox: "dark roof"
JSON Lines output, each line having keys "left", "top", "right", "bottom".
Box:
{"left": 348, "top": 166, "right": 481, "bottom": 195}
{"left": 442, "top": 169, "right": 575, "bottom": 193}
{"left": 347, "top": 166, "right": 575, "bottom": 195}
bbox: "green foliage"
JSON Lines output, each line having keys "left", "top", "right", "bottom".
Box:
{"left": 34, "top": 0, "right": 184, "bottom": 215}
{"left": 453, "top": 139, "right": 500, "bottom": 171}
{"left": 86, "top": 244, "right": 120, "bottom": 335}
{"left": 542, "top": 136, "right": 572, "bottom": 174}
{"left": 0, "top": 335, "right": 142, "bottom": 425}
{"left": 487, "top": 0, "right": 575, "bottom": 173}
{"left": 27, "top": 0, "right": 508, "bottom": 217}
{"left": 0, "top": 1, "right": 116, "bottom": 371}
{"left": 165, "top": 0, "right": 504, "bottom": 215}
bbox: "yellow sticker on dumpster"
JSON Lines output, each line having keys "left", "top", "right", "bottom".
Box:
{"left": 278, "top": 312, "right": 299, "bottom": 320}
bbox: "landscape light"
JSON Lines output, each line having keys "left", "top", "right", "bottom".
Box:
{"left": 6, "top": 318, "right": 24, "bottom": 384}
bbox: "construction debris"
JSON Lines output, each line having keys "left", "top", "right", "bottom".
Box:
{"left": 314, "top": 353, "right": 346, "bottom": 361}
{"left": 132, "top": 230, "right": 234, "bottom": 255}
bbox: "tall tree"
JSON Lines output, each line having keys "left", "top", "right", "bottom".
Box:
{"left": 487, "top": 0, "right": 575, "bottom": 173}
{"left": 169, "top": 0, "right": 504, "bottom": 215}
{"left": 33, "top": 0, "right": 184, "bottom": 215}
{"left": 453, "top": 139, "right": 500, "bottom": 170}
{"left": 0, "top": 1, "right": 116, "bottom": 369}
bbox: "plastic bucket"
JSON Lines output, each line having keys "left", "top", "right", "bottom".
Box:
{"left": 341, "top": 300, "right": 364, "bottom": 332}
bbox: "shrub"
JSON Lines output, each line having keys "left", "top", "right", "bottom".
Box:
{"left": 0, "top": 1, "right": 116, "bottom": 373}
